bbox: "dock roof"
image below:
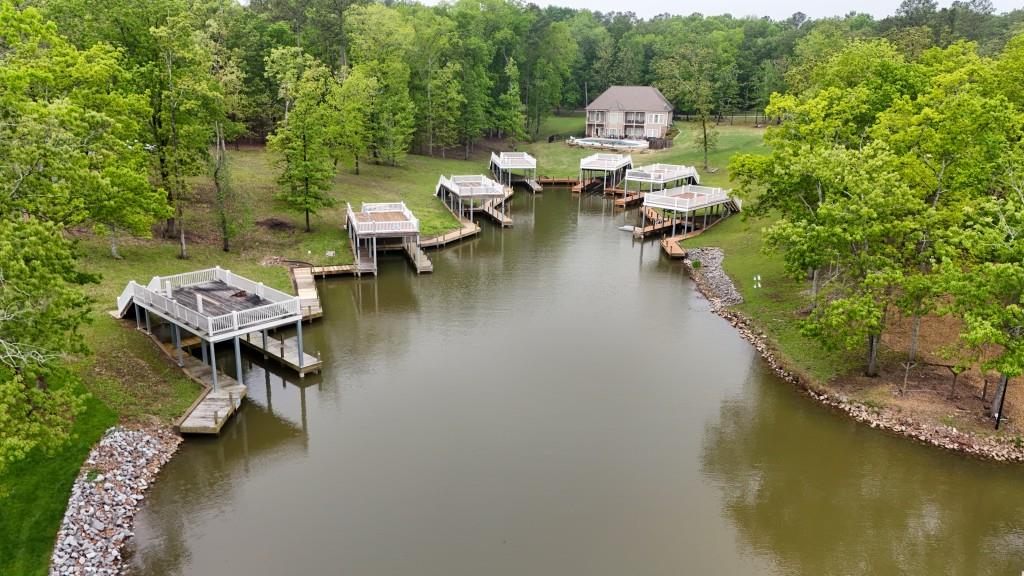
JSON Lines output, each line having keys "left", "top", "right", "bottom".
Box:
{"left": 643, "top": 185, "right": 731, "bottom": 213}
{"left": 347, "top": 202, "right": 420, "bottom": 237}
{"left": 491, "top": 151, "right": 537, "bottom": 170}
{"left": 580, "top": 153, "right": 633, "bottom": 172}
{"left": 438, "top": 174, "right": 506, "bottom": 198}
{"left": 626, "top": 163, "right": 700, "bottom": 185}
{"left": 116, "top": 267, "right": 301, "bottom": 341}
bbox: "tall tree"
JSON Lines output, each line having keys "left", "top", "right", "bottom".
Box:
{"left": 267, "top": 57, "right": 336, "bottom": 231}
{"left": 494, "top": 57, "right": 527, "bottom": 142}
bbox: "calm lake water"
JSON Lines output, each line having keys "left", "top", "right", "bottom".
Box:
{"left": 126, "top": 191, "right": 1024, "bottom": 575}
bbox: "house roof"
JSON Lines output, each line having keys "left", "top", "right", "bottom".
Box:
{"left": 586, "top": 86, "right": 673, "bottom": 113}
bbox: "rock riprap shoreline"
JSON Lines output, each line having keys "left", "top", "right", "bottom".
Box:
{"left": 49, "top": 426, "right": 181, "bottom": 575}
{"left": 684, "top": 246, "right": 1024, "bottom": 463}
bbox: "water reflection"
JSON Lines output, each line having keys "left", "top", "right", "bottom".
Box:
{"left": 701, "top": 355, "right": 1024, "bottom": 575}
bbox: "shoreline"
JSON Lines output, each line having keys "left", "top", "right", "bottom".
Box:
{"left": 49, "top": 426, "right": 181, "bottom": 576}
{"left": 683, "top": 247, "right": 1024, "bottom": 464}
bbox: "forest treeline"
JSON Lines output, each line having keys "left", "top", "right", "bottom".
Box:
{"left": 3, "top": 0, "right": 1024, "bottom": 473}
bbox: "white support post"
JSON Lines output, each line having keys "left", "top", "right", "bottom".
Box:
{"left": 296, "top": 319, "right": 304, "bottom": 373}
{"left": 174, "top": 324, "right": 184, "bottom": 367}
{"left": 232, "top": 310, "right": 239, "bottom": 331}
{"left": 210, "top": 340, "right": 219, "bottom": 391}
{"left": 234, "top": 336, "right": 243, "bottom": 383}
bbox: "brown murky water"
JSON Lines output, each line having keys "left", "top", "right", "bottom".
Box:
{"left": 127, "top": 192, "right": 1024, "bottom": 575}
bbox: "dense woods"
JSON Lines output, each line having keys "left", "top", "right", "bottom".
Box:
{"left": 4, "top": 0, "right": 1024, "bottom": 488}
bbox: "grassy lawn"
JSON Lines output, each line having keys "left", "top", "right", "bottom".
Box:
{"left": 523, "top": 121, "right": 767, "bottom": 188}
{"left": 0, "top": 385, "right": 116, "bottom": 576}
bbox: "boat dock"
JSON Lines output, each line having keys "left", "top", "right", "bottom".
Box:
{"left": 241, "top": 330, "right": 322, "bottom": 376}
{"left": 404, "top": 242, "right": 434, "bottom": 272}
{"left": 421, "top": 219, "right": 481, "bottom": 248}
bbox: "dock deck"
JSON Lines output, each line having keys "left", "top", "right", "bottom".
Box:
{"left": 660, "top": 236, "right": 688, "bottom": 258}
{"left": 404, "top": 243, "right": 434, "bottom": 272}
{"left": 538, "top": 177, "right": 578, "bottom": 187}
{"left": 421, "top": 219, "right": 481, "bottom": 248}
{"left": 241, "top": 330, "right": 322, "bottom": 375}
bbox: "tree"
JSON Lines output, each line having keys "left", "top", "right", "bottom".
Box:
{"left": 0, "top": 2, "right": 169, "bottom": 257}
{"left": 326, "top": 66, "right": 377, "bottom": 174}
{"left": 0, "top": 219, "right": 93, "bottom": 480}
{"left": 267, "top": 57, "right": 337, "bottom": 232}
{"left": 494, "top": 57, "right": 526, "bottom": 142}
{"left": 427, "top": 62, "right": 466, "bottom": 156}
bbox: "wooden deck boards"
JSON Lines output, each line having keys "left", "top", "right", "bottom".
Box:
{"left": 404, "top": 243, "right": 434, "bottom": 273}
{"left": 173, "top": 281, "right": 270, "bottom": 317}
{"left": 480, "top": 187, "right": 514, "bottom": 227}
{"left": 241, "top": 330, "right": 322, "bottom": 375}
{"left": 290, "top": 267, "right": 323, "bottom": 319}
{"left": 660, "top": 236, "right": 688, "bottom": 258}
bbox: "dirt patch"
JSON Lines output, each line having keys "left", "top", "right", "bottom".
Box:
{"left": 257, "top": 217, "right": 295, "bottom": 232}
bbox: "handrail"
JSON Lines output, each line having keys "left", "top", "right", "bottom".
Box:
{"left": 643, "top": 185, "right": 732, "bottom": 212}
{"left": 348, "top": 201, "right": 420, "bottom": 235}
{"left": 121, "top": 276, "right": 301, "bottom": 338}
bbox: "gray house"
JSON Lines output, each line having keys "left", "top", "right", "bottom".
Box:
{"left": 585, "top": 86, "right": 673, "bottom": 139}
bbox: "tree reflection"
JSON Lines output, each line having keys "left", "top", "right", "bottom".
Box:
{"left": 701, "top": 357, "right": 1024, "bottom": 575}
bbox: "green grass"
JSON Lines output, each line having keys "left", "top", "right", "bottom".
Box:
{"left": 534, "top": 111, "right": 585, "bottom": 140}
{"left": 0, "top": 384, "right": 116, "bottom": 576}
{"left": 681, "top": 213, "right": 859, "bottom": 384}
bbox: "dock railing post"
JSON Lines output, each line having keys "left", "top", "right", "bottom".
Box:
{"left": 174, "top": 324, "right": 184, "bottom": 367}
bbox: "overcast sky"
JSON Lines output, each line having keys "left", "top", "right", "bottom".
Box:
{"left": 422, "top": 0, "right": 1021, "bottom": 20}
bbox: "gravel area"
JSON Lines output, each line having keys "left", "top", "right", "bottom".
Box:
{"left": 684, "top": 247, "right": 743, "bottom": 309}
{"left": 49, "top": 426, "right": 181, "bottom": 575}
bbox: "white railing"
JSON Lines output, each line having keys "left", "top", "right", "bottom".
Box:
{"left": 122, "top": 274, "right": 301, "bottom": 338}
{"left": 491, "top": 151, "right": 536, "bottom": 170}
{"left": 347, "top": 202, "right": 420, "bottom": 236}
{"left": 117, "top": 282, "right": 135, "bottom": 315}
{"left": 580, "top": 153, "right": 633, "bottom": 171}
{"left": 626, "top": 164, "right": 699, "bottom": 185}
{"left": 448, "top": 175, "right": 505, "bottom": 197}
{"left": 643, "top": 185, "right": 732, "bottom": 212}
{"left": 214, "top": 268, "right": 293, "bottom": 303}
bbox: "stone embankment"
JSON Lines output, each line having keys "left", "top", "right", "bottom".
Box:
{"left": 684, "top": 247, "right": 1024, "bottom": 463}
{"left": 50, "top": 426, "right": 181, "bottom": 575}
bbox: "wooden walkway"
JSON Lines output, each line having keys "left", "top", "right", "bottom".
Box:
{"left": 290, "top": 266, "right": 323, "bottom": 320}
{"left": 614, "top": 191, "right": 643, "bottom": 207}
{"left": 538, "top": 177, "right": 578, "bottom": 187}
{"left": 523, "top": 178, "right": 542, "bottom": 193}
{"left": 660, "top": 236, "right": 688, "bottom": 258}
{"left": 241, "top": 330, "right": 322, "bottom": 376}
{"left": 143, "top": 334, "right": 246, "bottom": 435}
{"left": 421, "top": 220, "right": 480, "bottom": 248}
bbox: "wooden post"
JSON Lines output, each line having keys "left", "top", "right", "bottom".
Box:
{"left": 134, "top": 303, "right": 142, "bottom": 331}
{"left": 201, "top": 337, "right": 208, "bottom": 364}
{"left": 262, "top": 329, "right": 269, "bottom": 359}
{"left": 144, "top": 308, "right": 151, "bottom": 334}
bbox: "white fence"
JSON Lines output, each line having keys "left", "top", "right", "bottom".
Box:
{"left": 121, "top": 268, "right": 301, "bottom": 339}
{"left": 643, "top": 185, "right": 733, "bottom": 212}
{"left": 347, "top": 202, "right": 420, "bottom": 236}
{"left": 491, "top": 151, "right": 536, "bottom": 170}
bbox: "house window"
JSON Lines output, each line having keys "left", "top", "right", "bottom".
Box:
{"left": 608, "top": 112, "right": 623, "bottom": 124}
{"left": 649, "top": 113, "right": 665, "bottom": 125}
{"left": 646, "top": 128, "right": 659, "bottom": 138}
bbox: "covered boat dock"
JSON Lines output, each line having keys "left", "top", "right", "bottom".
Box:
{"left": 635, "top": 185, "right": 741, "bottom": 238}
{"left": 436, "top": 174, "right": 513, "bottom": 227}
{"left": 614, "top": 163, "right": 700, "bottom": 207}
{"left": 347, "top": 202, "right": 432, "bottom": 274}
{"left": 114, "top": 267, "right": 317, "bottom": 433}
{"left": 578, "top": 153, "right": 633, "bottom": 193}
{"left": 491, "top": 151, "right": 541, "bottom": 192}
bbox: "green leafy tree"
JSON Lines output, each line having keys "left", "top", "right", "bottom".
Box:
{"left": 267, "top": 57, "right": 337, "bottom": 231}
{"left": 326, "top": 65, "right": 377, "bottom": 174}
{"left": 494, "top": 57, "right": 526, "bottom": 142}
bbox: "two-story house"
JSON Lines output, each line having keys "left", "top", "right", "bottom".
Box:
{"left": 585, "top": 86, "right": 673, "bottom": 139}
